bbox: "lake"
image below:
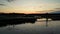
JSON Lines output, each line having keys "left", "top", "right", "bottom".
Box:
{"left": 0, "top": 19, "right": 60, "bottom": 34}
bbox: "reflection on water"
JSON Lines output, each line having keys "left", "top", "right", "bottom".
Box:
{"left": 0, "top": 19, "right": 60, "bottom": 34}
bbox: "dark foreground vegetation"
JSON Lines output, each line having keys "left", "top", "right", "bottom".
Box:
{"left": 0, "top": 19, "right": 36, "bottom": 27}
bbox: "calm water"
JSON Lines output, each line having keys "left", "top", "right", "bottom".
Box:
{"left": 0, "top": 19, "right": 60, "bottom": 34}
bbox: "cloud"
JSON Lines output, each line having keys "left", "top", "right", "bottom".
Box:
{"left": 0, "top": 4, "right": 5, "bottom": 6}
{"left": 7, "top": 0, "right": 14, "bottom": 2}
{"left": 55, "top": 8, "right": 60, "bottom": 9}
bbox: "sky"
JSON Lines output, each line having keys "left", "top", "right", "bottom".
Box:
{"left": 0, "top": 0, "right": 60, "bottom": 13}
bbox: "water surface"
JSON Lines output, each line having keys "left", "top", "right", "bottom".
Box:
{"left": 0, "top": 19, "right": 60, "bottom": 34}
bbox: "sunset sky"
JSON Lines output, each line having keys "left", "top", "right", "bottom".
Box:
{"left": 0, "top": 0, "right": 60, "bottom": 13}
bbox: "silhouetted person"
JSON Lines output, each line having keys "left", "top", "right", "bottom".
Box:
{"left": 46, "top": 13, "right": 48, "bottom": 27}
